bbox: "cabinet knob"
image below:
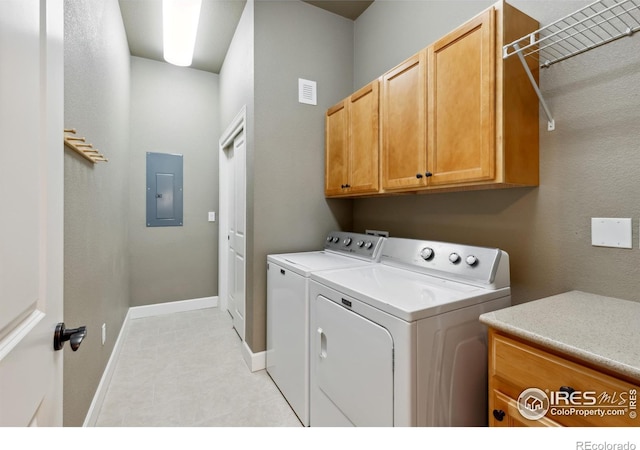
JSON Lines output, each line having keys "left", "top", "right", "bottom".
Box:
{"left": 341, "top": 184, "right": 351, "bottom": 189}
{"left": 425, "top": 171, "right": 433, "bottom": 177}
{"left": 416, "top": 173, "right": 423, "bottom": 179}
{"left": 492, "top": 409, "right": 506, "bottom": 422}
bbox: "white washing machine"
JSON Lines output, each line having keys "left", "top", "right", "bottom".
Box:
{"left": 266, "top": 231, "right": 385, "bottom": 426}
{"left": 309, "top": 237, "right": 511, "bottom": 427}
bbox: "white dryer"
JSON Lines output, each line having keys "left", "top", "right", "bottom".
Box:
{"left": 266, "top": 231, "right": 385, "bottom": 426}
{"left": 309, "top": 237, "right": 511, "bottom": 427}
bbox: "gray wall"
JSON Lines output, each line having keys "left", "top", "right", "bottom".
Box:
{"left": 240, "top": 0, "right": 354, "bottom": 352}
{"left": 352, "top": 1, "right": 640, "bottom": 304}
{"left": 129, "top": 57, "right": 220, "bottom": 306}
{"left": 219, "top": 0, "right": 256, "bottom": 344}
{"left": 63, "top": 0, "right": 131, "bottom": 426}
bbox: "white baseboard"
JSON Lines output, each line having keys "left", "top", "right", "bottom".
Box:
{"left": 128, "top": 296, "right": 218, "bottom": 319}
{"left": 242, "top": 340, "right": 266, "bottom": 373}
{"left": 83, "top": 296, "right": 218, "bottom": 427}
{"left": 82, "top": 308, "right": 132, "bottom": 427}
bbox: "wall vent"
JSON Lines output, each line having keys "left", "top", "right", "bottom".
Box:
{"left": 298, "top": 78, "right": 317, "bottom": 105}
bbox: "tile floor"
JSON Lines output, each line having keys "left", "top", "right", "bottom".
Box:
{"left": 95, "top": 307, "right": 302, "bottom": 427}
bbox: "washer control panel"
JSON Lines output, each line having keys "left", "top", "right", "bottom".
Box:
{"left": 383, "top": 237, "right": 504, "bottom": 285}
{"left": 324, "top": 231, "right": 385, "bottom": 261}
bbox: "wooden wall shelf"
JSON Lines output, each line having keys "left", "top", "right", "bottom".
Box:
{"left": 64, "top": 128, "right": 108, "bottom": 163}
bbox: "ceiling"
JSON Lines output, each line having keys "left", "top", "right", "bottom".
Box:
{"left": 118, "top": 0, "right": 374, "bottom": 74}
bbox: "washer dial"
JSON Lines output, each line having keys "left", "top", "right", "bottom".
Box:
{"left": 420, "top": 247, "right": 434, "bottom": 261}
{"left": 466, "top": 255, "right": 478, "bottom": 266}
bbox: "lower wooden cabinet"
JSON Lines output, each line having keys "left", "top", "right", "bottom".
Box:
{"left": 488, "top": 329, "right": 640, "bottom": 427}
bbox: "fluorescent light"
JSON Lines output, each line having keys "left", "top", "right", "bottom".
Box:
{"left": 163, "top": 0, "right": 202, "bottom": 67}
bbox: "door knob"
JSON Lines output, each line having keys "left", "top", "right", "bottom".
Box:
{"left": 54, "top": 322, "right": 87, "bottom": 351}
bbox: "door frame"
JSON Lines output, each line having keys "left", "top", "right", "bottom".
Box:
{"left": 218, "top": 106, "right": 247, "bottom": 339}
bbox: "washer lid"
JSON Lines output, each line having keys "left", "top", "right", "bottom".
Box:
{"left": 311, "top": 264, "right": 509, "bottom": 322}
{"left": 267, "top": 251, "right": 375, "bottom": 277}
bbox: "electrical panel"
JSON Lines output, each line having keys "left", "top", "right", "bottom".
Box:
{"left": 146, "top": 152, "right": 183, "bottom": 227}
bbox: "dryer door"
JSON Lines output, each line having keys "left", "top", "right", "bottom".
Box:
{"left": 312, "top": 294, "right": 394, "bottom": 426}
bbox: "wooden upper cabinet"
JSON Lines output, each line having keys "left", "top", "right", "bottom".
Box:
{"left": 428, "top": 8, "right": 496, "bottom": 186}
{"left": 348, "top": 80, "right": 379, "bottom": 195}
{"left": 325, "top": 80, "right": 380, "bottom": 197}
{"left": 325, "top": 1, "right": 540, "bottom": 198}
{"left": 381, "top": 50, "right": 427, "bottom": 191}
{"left": 325, "top": 100, "right": 348, "bottom": 197}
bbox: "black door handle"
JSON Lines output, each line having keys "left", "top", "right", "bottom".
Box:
{"left": 54, "top": 322, "right": 87, "bottom": 351}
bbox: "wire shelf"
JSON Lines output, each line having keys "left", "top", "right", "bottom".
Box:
{"left": 504, "top": 0, "right": 640, "bottom": 68}
{"left": 502, "top": 0, "right": 640, "bottom": 131}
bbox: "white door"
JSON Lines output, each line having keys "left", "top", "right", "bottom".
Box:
{"left": 311, "top": 295, "right": 394, "bottom": 426}
{"left": 223, "top": 129, "right": 246, "bottom": 340}
{"left": 230, "top": 130, "right": 246, "bottom": 339}
{"left": 0, "top": 0, "right": 64, "bottom": 426}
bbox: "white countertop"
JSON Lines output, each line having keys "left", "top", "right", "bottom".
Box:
{"left": 479, "top": 290, "right": 640, "bottom": 382}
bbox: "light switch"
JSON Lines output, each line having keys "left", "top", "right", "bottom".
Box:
{"left": 591, "top": 218, "right": 632, "bottom": 248}
{"left": 208, "top": 211, "right": 216, "bottom": 222}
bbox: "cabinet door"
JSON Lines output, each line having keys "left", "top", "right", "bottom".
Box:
{"left": 348, "top": 80, "right": 380, "bottom": 195}
{"left": 381, "top": 50, "right": 427, "bottom": 191}
{"left": 428, "top": 8, "right": 495, "bottom": 186}
{"left": 325, "top": 100, "right": 348, "bottom": 196}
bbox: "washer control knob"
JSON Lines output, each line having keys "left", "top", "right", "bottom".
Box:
{"left": 343, "top": 238, "right": 352, "bottom": 246}
{"left": 332, "top": 236, "right": 340, "bottom": 243}
{"left": 356, "top": 240, "right": 365, "bottom": 248}
{"left": 326, "top": 236, "right": 332, "bottom": 242}
{"left": 420, "top": 247, "right": 434, "bottom": 261}
{"left": 449, "top": 253, "right": 461, "bottom": 264}
{"left": 466, "top": 255, "right": 478, "bottom": 266}
{"left": 364, "top": 241, "right": 373, "bottom": 249}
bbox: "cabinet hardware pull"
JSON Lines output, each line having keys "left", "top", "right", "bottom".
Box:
{"left": 492, "top": 409, "right": 506, "bottom": 422}
{"left": 416, "top": 173, "right": 423, "bottom": 179}
{"left": 559, "top": 386, "right": 576, "bottom": 395}
{"left": 425, "top": 172, "right": 433, "bottom": 177}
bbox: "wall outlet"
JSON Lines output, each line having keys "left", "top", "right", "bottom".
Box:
{"left": 208, "top": 211, "right": 216, "bottom": 222}
{"left": 101, "top": 323, "right": 106, "bottom": 345}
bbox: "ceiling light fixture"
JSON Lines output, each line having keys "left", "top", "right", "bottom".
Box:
{"left": 163, "top": 0, "right": 202, "bottom": 67}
